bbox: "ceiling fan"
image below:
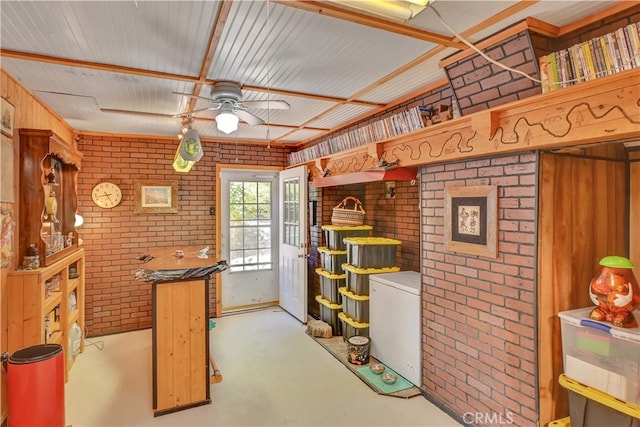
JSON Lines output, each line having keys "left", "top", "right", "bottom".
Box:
{"left": 173, "top": 81, "right": 290, "bottom": 134}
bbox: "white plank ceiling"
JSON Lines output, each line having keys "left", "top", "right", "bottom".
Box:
{"left": 0, "top": 1, "right": 627, "bottom": 147}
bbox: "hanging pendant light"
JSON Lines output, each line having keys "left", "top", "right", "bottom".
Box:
{"left": 173, "top": 116, "right": 200, "bottom": 173}
{"left": 179, "top": 128, "right": 204, "bottom": 161}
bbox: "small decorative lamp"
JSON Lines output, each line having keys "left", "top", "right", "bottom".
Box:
{"left": 589, "top": 255, "right": 640, "bottom": 328}
{"left": 179, "top": 128, "right": 204, "bottom": 162}
{"left": 172, "top": 150, "right": 196, "bottom": 173}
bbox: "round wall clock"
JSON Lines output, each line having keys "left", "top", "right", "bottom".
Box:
{"left": 91, "top": 182, "right": 123, "bottom": 208}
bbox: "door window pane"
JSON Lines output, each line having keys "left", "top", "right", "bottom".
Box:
{"left": 228, "top": 180, "right": 273, "bottom": 273}
{"left": 283, "top": 179, "right": 300, "bottom": 246}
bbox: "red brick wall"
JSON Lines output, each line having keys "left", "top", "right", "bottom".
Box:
{"left": 308, "top": 181, "right": 420, "bottom": 319}
{"left": 421, "top": 153, "right": 538, "bottom": 426}
{"left": 551, "top": 5, "right": 640, "bottom": 51}
{"left": 444, "top": 31, "right": 541, "bottom": 116}
{"left": 77, "top": 135, "right": 289, "bottom": 336}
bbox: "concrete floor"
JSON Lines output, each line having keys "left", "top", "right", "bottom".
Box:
{"left": 65, "top": 308, "right": 461, "bottom": 426}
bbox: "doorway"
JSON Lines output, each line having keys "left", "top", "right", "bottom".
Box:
{"left": 219, "top": 168, "right": 279, "bottom": 311}
{"left": 216, "top": 165, "right": 308, "bottom": 320}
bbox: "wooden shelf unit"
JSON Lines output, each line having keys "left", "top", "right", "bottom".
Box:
{"left": 297, "top": 69, "right": 639, "bottom": 182}
{"left": 17, "top": 128, "right": 82, "bottom": 267}
{"left": 7, "top": 239, "right": 85, "bottom": 382}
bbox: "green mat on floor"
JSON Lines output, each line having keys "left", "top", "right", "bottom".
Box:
{"left": 307, "top": 332, "right": 421, "bottom": 398}
{"left": 356, "top": 364, "right": 414, "bottom": 394}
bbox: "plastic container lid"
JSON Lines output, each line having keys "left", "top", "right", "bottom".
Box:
{"left": 343, "top": 237, "right": 401, "bottom": 246}
{"left": 321, "top": 225, "right": 372, "bottom": 231}
{"left": 317, "top": 246, "right": 347, "bottom": 255}
{"left": 338, "top": 286, "right": 370, "bottom": 301}
{"left": 315, "top": 268, "right": 346, "bottom": 280}
{"left": 558, "top": 307, "right": 640, "bottom": 343}
{"left": 315, "top": 295, "right": 343, "bottom": 310}
{"left": 559, "top": 374, "right": 640, "bottom": 418}
{"left": 338, "top": 311, "right": 369, "bottom": 328}
{"left": 347, "top": 336, "right": 370, "bottom": 346}
{"left": 342, "top": 263, "right": 400, "bottom": 275}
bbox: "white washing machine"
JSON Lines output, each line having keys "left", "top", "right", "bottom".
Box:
{"left": 369, "top": 271, "right": 421, "bottom": 386}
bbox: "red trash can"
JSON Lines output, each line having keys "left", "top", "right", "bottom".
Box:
{"left": 8, "top": 344, "right": 65, "bottom": 427}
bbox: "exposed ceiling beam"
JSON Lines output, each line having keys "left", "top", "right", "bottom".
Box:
{"left": 187, "top": 0, "right": 233, "bottom": 113}
{"left": 0, "top": 48, "right": 382, "bottom": 109}
{"left": 277, "top": 0, "right": 466, "bottom": 49}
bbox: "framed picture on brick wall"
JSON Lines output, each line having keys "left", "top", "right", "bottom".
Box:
{"left": 134, "top": 180, "right": 178, "bottom": 214}
{"left": 444, "top": 185, "right": 497, "bottom": 258}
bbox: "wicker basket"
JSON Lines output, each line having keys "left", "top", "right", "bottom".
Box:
{"left": 331, "top": 197, "right": 365, "bottom": 226}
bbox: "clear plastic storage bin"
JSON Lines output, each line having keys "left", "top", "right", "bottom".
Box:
{"left": 343, "top": 237, "right": 401, "bottom": 268}
{"left": 338, "top": 287, "right": 370, "bottom": 323}
{"left": 558, "top": 307, "right": 640, "bottom": 405}
{"left": 317, "top": 246, "right": 347, "bottom": 274}
{"left": 316, "top": 295, "right": 343, "bottom": 336}
{"left": 321, "top": 225, "right": 372, "bottom": 251}
{"left": 315, "top": 268, "right": 345, "bottom": 304}
{"left": 338, "top": 311, "right": 369, "bottom": 342}
{"left": 342, "top": 263, "right": 400, "bottom": 295}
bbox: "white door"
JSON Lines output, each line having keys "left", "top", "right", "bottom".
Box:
{"left": 220, "top": 170, "right": 279, "bottom": 311}
{"left": 278, "top": 165, "right": 308, "bottom": 323}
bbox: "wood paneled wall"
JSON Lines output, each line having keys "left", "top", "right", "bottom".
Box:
{"left": 1, "top": 68, "right": 74, "bottom": 421}
{"left": 630, "top": 150, "right": 640, "bottom": 280}
{"left": 537, "top": 146, "right": 628, "bottom": 424}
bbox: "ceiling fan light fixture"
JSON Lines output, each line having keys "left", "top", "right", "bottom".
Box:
{"left": 216, "top": 112, "right": 239, "bottom": 134}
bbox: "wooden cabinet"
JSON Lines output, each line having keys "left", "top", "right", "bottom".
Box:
{"left": 7, "top": 248, "right": 85, "bottom": 381}
{"left": 7, "top": 128, "right": 85, "bottom": 381}
{"left": 17, "top": 128, "right": 82, "bottom": 267}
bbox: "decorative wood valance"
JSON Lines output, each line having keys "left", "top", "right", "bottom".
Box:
{"left": 307, "top": 69, "right": 639, "bottom": 182}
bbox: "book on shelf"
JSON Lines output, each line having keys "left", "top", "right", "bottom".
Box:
{"left": 287, "top": 104, "right": 438, "bottom": 165}
{"left": 539, "top": 23, "right": 639, "bottom": 93}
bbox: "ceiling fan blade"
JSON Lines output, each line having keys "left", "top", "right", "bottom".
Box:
{"left": 241, "top": 100, "right": 290, "bottom": 110}
{"left": 234, "top": 109, "right": 264, "bottom": 126}
{"left": 172, "top": 91, "right": 219, "bottom": 103}
{"left": 172, "top": 105, "right": 221, "bottom": 118}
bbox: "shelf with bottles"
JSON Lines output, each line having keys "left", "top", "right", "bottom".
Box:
{"left": 7, "top": 248, "right": 85, "bottom": 381}
{"left": 44, "top": 306, "right": 62, "bottom": 345}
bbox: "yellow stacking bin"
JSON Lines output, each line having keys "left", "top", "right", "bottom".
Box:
{"left": 316, "top": 295, "right": 343, "bottom": 336}
{"left": 548, "top": 417, "right": 571, "bottom": 427}
{"left": 342, "top": 263, "right": 400, "bottom": 295}
{"left": 321, "top": 225, "right": 372, "bottom": 251}
{"left": 559, "top": 374, "right": 640, "bottom": 427}
{"left": 338, "top": 311, "right": 369, "bottom": 342}
{"left": 315, "top": 268, "right": 345, "bottom": 304}
{"left": 343, "top": 237, "right": 401, "bottom": 268}
{"left": 317, "top": 246, "right": 348, "bottom": 274}
{"left": 338, "top": 287, "right": 370, "bottom": 323}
